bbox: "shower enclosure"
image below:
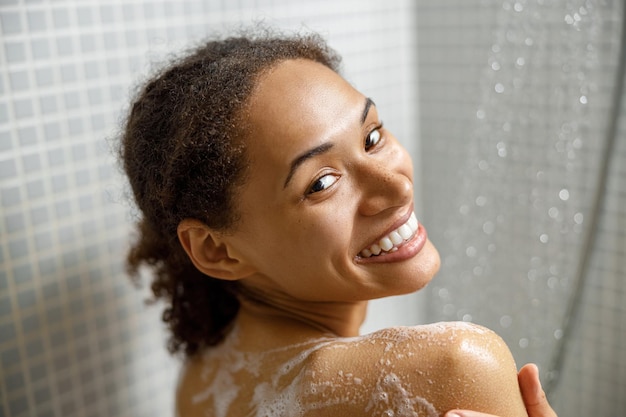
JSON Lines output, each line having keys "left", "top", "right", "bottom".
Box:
{"left": 418, "top": 1, "right": 626, "bottom": 415}
{"left": 0, "top": 1, "right": 623, "bottom": 416}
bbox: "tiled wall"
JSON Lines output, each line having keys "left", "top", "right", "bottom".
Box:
{"left": 417, "top": 1, "right": 625, "bottom": 416}
{"left": 0, "top": 1, "right": 418, "bottom": 416}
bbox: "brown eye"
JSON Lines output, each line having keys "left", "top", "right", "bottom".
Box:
{"left": 365, "top": 128, "right": 381, "bottom": 151}
{"left": 309, "top": 174, "right": 338, "bottom": 194}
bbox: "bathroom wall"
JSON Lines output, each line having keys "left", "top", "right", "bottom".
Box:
{"left": 6, "top": 2, "right": 619, "bottom": 416}
{"left": 0, "top": 1, "right": 418, "bottom": 416}
{"left": 417, "top": 1, "right": 625, "bottom": 416}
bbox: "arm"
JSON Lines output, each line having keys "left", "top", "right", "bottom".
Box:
{"left": 444, "top": 364, "right": 558, "bottom": 417}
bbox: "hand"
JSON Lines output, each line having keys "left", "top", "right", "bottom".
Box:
{"left": 444, "top": 363, "right": 557, "bottom": 417}
{"left": 516, "top": 363, "right": 557, "bottom": 417}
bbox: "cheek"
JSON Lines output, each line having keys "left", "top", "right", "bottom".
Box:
{"left": 239, "top": 209, "right": 349, "bottom": 276}
{"left": 290, "top": 214, "right": 350, "bottom": 257}
{"left": 281, "top": 210, "right": 356, "bottom": 275}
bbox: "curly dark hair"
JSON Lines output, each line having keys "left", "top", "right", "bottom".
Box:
{"left": 119, "top": 30, "right": 341, "bottom": 357}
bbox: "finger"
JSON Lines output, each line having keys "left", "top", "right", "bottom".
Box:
{"left": 517, "top": 363, "right": 558, "bottom": 417}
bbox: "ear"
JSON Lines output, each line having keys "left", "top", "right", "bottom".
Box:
{"left": 177, "top": 219, "right": 255, "bottom": 281}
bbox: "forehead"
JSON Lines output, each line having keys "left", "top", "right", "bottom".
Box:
{"left": 245, "top": 59, "right": 365, "bottom": 159}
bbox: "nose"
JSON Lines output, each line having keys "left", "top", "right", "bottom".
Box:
{"left": 357, "top": 157, "right": 413, "bottom": 217}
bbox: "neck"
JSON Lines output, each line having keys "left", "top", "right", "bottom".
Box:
{"left": 237, "top": 285, "right": 368, "bottom": 338}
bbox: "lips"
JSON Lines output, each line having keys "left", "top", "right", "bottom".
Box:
{"left": 359, "top": 212, "right": 419, "bottom": 258}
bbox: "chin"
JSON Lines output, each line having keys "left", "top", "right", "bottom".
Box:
{"left": 359, "top": 240, "right": 441, "bottom": 300}
{"left": 404, "top": 239, "right": 441, "bottom": 293}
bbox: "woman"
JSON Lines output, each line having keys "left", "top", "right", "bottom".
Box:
{"left": 120, "top": 31, "right": 556, "bottom": 417}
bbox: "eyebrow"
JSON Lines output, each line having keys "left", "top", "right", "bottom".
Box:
{"left": 361, "top": 97, "right": 375, "bottom": 124}
{"left": 283, "top": 97, "right": 375, "bottom": 188}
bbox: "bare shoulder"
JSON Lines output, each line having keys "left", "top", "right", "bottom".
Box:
{"left": 300, "top": 322, "right": 526, "bottom": 417}
{"left": 174, "top": 322, "right": 526, "bottom": 417}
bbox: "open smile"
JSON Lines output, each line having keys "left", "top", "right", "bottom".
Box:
{"left": 359, "top": 211, "right": 419, "bottom": 258}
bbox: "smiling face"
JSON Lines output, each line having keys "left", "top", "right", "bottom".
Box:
{"left": 224, "top": 59, "right": 440, "bottom": 303}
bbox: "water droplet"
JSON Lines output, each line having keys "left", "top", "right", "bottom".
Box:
{"left": 554, "top": 329, "right": 563, "bottom": 340}
{"left": 579, "top": 95, "right": 588, "bottom": 104}
{"left": 483, "top": 221, "right": 495, "bottom": 234}
{"left": 548, "top": 207, "right": 559, "bottom": 218}
{"left": 475, "top": 196, "right": 487, "bottom": 207}
{"left": 495, "top": 83, "right": 505, "bottom": 93}
{"left": 476, "top": 109, "right": 486, "bottom": 119}
{"left": 539, "top": 233, "right": 549, "bottom": 243}
{"left": 466, "top": 246, "right": 477, "bottom": 257}
{"left": 559, "top": 189, "right": 570, "bottom": 201}
{"left": 478, "top": 160, "right": 489, "bottom": 171}
{"left": 491, "top": 61, "right": 501, "bottom": 71}
{"left": 547, "top": 276, "right": 558, "bottom": 289}
{"left": 500, "top": 315, "right": 512, "bottom": 328}
{"left": 462, "top": 314, "right": 472, "bottom": 322}
{"left": 574, "top": 212, "right": 584, "bottom": 224}
{"left": 516, "top": 57, "right": 525, "bottom": 67}
{"left": 519, "top": 338, "right": 529, "bottom": 348}
{"left": 514, "top": 2, "right": 524, "bottom": 12}
{"left": 561, "top": 122, "right": 572, "bottom": 133}
{"left": 438, "top": 288, "right": 449, "bottom": 298}
{"left": 558, "top": 139, "right": 571, "bottom": 153}
{"left": 573, "top": 138, "right": 582, "bottom": 149}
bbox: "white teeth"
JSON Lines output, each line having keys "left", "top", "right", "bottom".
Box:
{"left": 359, "top": 212, "right": 419, "bottom": 258}
{"left": 389, "top": 231, "right": 403, "bottom": 245}
{"left": 408, "top": 214, "right": 418, "bottom": 231}
{"left": 398, "top": 224, "right": 413, "bottom": 240}
{"left": 380, "top": 237, "right": 393, "bottom": 251}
